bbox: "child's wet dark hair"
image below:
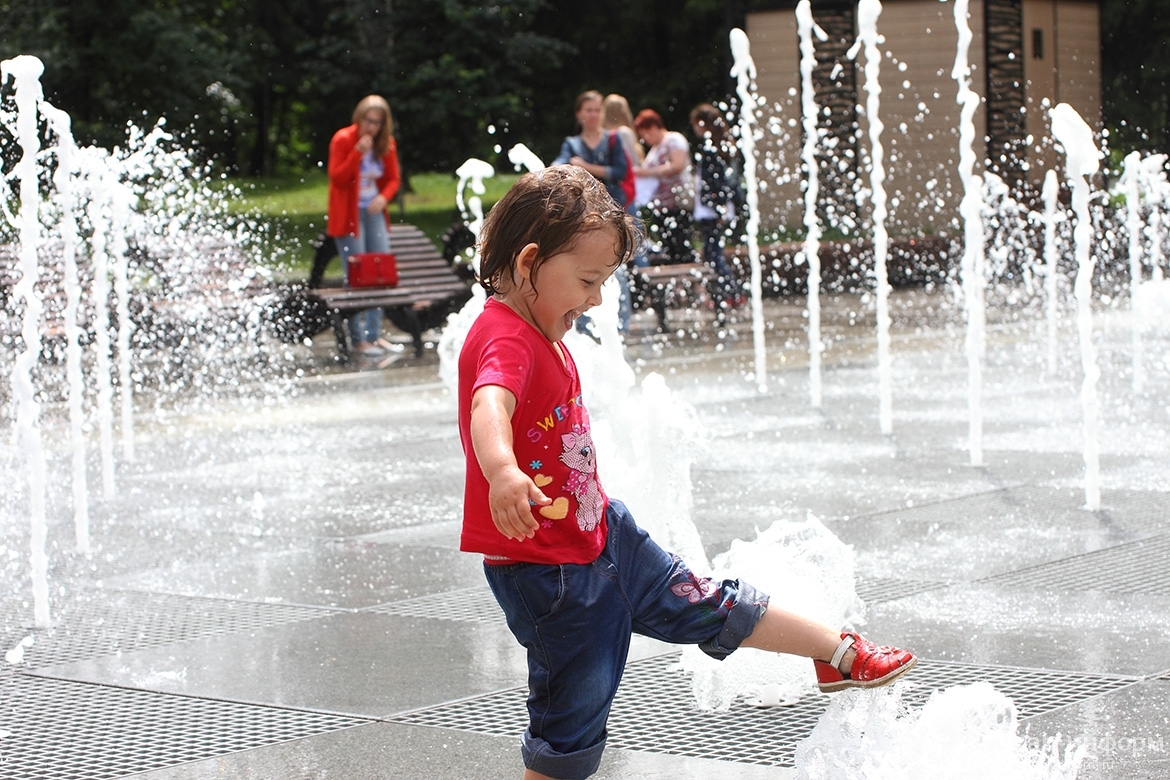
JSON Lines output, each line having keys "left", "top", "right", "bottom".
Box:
{"left": 477, "top": 165, "right": 638, "bottom": 296}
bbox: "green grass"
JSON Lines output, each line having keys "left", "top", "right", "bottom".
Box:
{"left": 231, "top": 169, "right": 518, "bottom": 281}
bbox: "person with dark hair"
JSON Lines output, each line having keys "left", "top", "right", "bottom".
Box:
{"left": 459, "top": 164, "right": 918, "bottom": 780}
{"left": 327, "top": 95, "right": 401, "bottom": 358}
{"left": 690, "top": 102, "right": 746, "bottom": 316}
{"left": 553, "top": 90, "right": 631, "bottom": 210}
{"left": 553, "top": 90, "right": 634, "bottom": 336}
{"left": 633, "top": 108, "right": 695, "bottom": 266}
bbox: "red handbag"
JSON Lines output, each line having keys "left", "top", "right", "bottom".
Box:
{"left": 347, "top": 252, "right": 399, "bottom": 287}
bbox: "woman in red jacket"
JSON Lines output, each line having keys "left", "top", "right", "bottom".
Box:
{"left": 327, "top": 95, "right": 401, "bottom": 357}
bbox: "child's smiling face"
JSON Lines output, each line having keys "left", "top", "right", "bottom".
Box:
{"left": 511, "top": 227, "right": 620, "bottom": 343}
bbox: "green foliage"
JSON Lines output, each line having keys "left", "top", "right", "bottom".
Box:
{"left": 1, "top": 0, "right": 1163, "bottom": 176}
{"left": 1, "top": 0, "right": 737, "bottom": 176}
{"left": 383, "top": 0, "right": 571, "bottom": 172}
{"left": 235, "top": 170, "right": 518, "bottom": 280}
{"left": 1101, "top": 0, "right": 1170, "bottom": 156}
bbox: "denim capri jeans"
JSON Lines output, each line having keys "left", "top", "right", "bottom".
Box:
{"left": 483, "top": 499, "right": 770, "bottom": 780}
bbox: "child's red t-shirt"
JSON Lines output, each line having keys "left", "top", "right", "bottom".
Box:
{"left": 458, "top": 298, "right": 609, "bottom": 564}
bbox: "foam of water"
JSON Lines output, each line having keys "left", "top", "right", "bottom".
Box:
{"left": 729, "top": 28, "right": 768, "bottom": 392}
{"left": 1134, "top": 278, "right": 1170, "bottom": 323}
{"left": 2, "top": 56, "right": 299, "bottom": 628}
{"left": 1041, "top": 169, "right": 1062, "bottom": 375}
{"left": 1050, "top": 102, "right": 1103, "bottom": 511}
{"left": 796, "top": 1, "right": 827, "bottom": 408}
{"left": 794, "top": 683, "right": 1086, "bottom": 780}
{"left": 851, "top": 0, "right": 893, "bottom": 435}
{"left": 953, "top": 0, "right": 987, "bottom": 467}
{"left": 678, "top": 511, "right": 863, "bottom": 710}
{"left": 3, "top": 54, "right": 52, "bottom": 627}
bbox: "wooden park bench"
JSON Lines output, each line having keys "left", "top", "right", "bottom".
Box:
{"left": 271, "top": 223, "right": 474, "bottom": 361}
{"left": 0, "top": 242, "right": 97, "bottom": 348}
{"left": 629, "top": 259, "right": 714, "bottom": 331}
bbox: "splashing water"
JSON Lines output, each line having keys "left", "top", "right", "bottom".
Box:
{"left": 437, "top": 158, "right": 496, "bottom": 395}
{"left": 729, "top": 28, "right": 768, "bottom": 393}
{"left": 953, "top": 0, "right": 986, "bottom": 467}
{"left": 1041, "top": 169, "right": 1062, "bottom": 376}
{"left": 850, "top": 0, "right": 893, "bottom": 435}
{"left": 794, "top": 683, "right": 1086, "bottom": 780}
{"left": 1123, "top": 151, "right": 1146, "bottom": 393}
{"left": 506, "top": 143, "right": 545, "bottom": 175}
{"left": 1050, "top": 102, "right": 1102, "bottom": 511}
{"left": 796, "top": 1, "right": 827, "bottom": 409}
{"left": 3, "top": 55, "right": 52, "bottom": 628}
{"left": 1138, "top": 154, "right": 1170, "bottom": 285}
{"left": 1130, "top": 155, "right": 1170, "bottom": 323}
{"left": 679, "top": 512, "right": 862, "bottom": 710}
{"left": 38, "top": 100, "right": 89, "bottom": 552}
{"left": 2, "top": 55, "right": 297, "bottom": 627}
{"left": 454, "top": 157, "right": 494, "bottom": 240}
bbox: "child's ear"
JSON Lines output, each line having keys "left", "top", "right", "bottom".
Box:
{"left": 516, "top": 243, "right": 540, "bottom": 282}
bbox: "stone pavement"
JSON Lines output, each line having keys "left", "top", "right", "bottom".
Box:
{"left": 1, "top": 290, "right": 1167, "bottom": 779}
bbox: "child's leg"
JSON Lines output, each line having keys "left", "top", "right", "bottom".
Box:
{"left": 604, "top": 500, "right": 915, "bottom": 692}
{"left": 484, "top": 560, "right": 630, "bottom": 780}
{"left": 740, "top": 602, "right": 917, "bottom": 691}
{"left": 739, "top": 603, "right": 848, "bottom": 663}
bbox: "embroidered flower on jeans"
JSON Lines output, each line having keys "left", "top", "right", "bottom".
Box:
{"left": 670, "top": 572, "right": 717, "bottom": 604}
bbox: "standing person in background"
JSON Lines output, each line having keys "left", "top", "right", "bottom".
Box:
{"left": 690, "top": 103, "right": 745, "bottom": 319}
{"left": 603, "top": 93, "right": 644, "bottom": 173}
{"left": 553, "top": 90, "right": 632, "bottom": 336}
{"left": 553, "top": 90, "right": 630, "bottom": 209}
{"left": 633, "top": 109, "right": 694, "bottom": 266}
{"left": 602, "top": 93, "right": 644, "bottom": 333}
{"left": 327, "top": 95, "right": 401, "bottom": 358}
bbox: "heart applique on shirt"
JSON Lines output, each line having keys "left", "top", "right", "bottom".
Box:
{"left": 539, "top": 497, "right": 569, "bottom": 520}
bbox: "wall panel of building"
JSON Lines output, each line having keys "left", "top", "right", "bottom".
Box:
{"left": 745, "top": 0, "right": 1100, "bottom": 234}
{"left": 746, "top": 11, "right": 803, "bottom": 232}
{"left": 867, "top": 0, "right": 987, "bottom": 233}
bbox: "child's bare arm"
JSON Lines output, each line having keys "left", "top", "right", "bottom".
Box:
{"left": 469, "top": 385, "right": 548, "bottom": 541}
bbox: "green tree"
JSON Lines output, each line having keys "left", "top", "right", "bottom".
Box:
{"left": 0, "top": 0, "right": 241, "bottom": 159}
{"left": 1101, "top": 0, "right": 1170, "bottom": 156}
{"left": 6, "top": 0, "right": 1163, "bottom": 176}
{"left": 528, "top": 0, "right": 735, "bottom": 153}
{"left": 384, "top": 0, "right": 571, "bottom": 173}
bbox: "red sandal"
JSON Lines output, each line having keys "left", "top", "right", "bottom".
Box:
{"left": 814, "top": 632, "right": 918, "bottom": 693}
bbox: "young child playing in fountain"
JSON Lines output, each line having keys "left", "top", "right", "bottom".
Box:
{"left": 458, "top": 164, "right": 916, "bottom": 780}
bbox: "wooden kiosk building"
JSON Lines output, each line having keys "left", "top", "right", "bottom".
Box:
{"left": 744, "top": 0, "right": 1102, "bottom": 235}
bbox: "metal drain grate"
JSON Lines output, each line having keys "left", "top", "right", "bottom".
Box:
{"left": 391, "top": 653, "right": 1138, "bottom": 767}
{"left": 0, "top": 590, "right": 335, "bottom": 669}
{"left": 904, "top": 659, "right": 1137, "bottom": 717}
{"left": 855, "top": 577, "right": 949, "bottom": 604}
{"left": 0, "top": 675, "right": 369, "bottom": 780}
{"left": 977, "top": 533, "right": 1170, "bottom": 595}
{"left": 367, "top": 586, "right": 504, "bottom": 624}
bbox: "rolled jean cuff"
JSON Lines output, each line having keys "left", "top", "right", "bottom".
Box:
{"left": 698, "top": 581, "right": 770, "bottom": 661}
{"left": 522, "top": 728, "right": 607, "bottom": 780}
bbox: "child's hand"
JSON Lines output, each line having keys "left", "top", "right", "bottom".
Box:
{"left": 488, "top": 467, "right": 549, "bottom": 541}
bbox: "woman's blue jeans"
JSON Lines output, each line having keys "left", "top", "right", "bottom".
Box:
{"left": 334, "top": 209, "right": 390, "bottom": 345}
